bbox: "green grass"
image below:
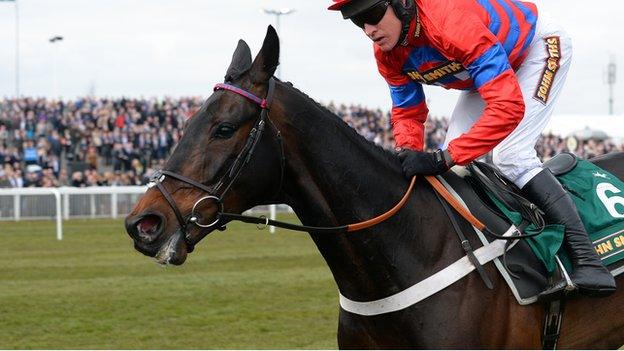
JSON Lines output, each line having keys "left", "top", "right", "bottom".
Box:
{"left": 0, "top": 216, "right": 339, "bottom": 349}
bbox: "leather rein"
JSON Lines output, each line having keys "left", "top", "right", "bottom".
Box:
{"left": 147, "top": 78, "right": 418, "bottom": 251}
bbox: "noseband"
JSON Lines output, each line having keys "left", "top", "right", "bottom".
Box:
{"left": 148, "top": 78, "right": 284, "bottom": 250}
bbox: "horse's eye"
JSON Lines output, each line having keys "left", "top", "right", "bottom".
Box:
{"left": 214, "top": 123, "right": 237, "bottom": 139}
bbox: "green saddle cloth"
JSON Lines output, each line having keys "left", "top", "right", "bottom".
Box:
{"left": 486, "top": 157, "right": 624, "bottom": 273}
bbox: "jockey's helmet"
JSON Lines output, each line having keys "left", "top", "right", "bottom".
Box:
{"left": 328, "top": 0, "right": 416, "bottom": 47}
{"left": 327, "top": 0, "right": 385, "bottom": 19}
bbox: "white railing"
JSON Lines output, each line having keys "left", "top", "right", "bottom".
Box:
{"left": 0, "top": 186, "right": 147, "bottom": 240}
{"left": 0, "top": 186, "right": 287, "bottom": 239}
{"left": 0, "top": 187, "right": 63, "bottom": 240}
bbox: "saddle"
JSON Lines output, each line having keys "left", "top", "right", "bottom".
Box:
{"left": 438, "top": 152, "right": 624, "bottom": 304}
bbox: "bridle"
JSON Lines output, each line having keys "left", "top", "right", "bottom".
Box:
{"left": 148, "top": 78, "right": 285, "bottom": 251}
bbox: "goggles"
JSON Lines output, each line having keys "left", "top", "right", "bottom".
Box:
{"left": 350, "top": 1, "right": 390, "bottom": 28}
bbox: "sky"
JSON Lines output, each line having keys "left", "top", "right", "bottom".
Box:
{"left": 0, "top": 0, "right": 623, "bottom": 123}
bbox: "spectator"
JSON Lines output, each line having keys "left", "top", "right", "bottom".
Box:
{"left": 131, "top": 158, "right": 144, "bottom": 178}
{"left": 112, "top": 142, "right": 128, "bottom": 172}
{"left": 23, "top": 169, "right": 40, "bottom": 187}
{"left": 57, "top": 168, "right": 69, "bottom": 186}
{"left": 10, "top": 169, "right": 23, "bottom": 188}
{"left": 23, "top": 140, "right": 38, "bottom": 165}
{"left": 71, "top": 171, "right": 86, "bottom": 187}
{"left": 0, "top": 167, "right": 9, "bottom": 188}
{"left": 86, "top": 145, "right": 99, "bottom": 170}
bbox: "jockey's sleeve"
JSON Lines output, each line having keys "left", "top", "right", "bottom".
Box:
{"left": 421, "top": 1, "right": 526, "bottom": 165}
{"left": 375, "top": 46, "right": 429, "bottom": 151}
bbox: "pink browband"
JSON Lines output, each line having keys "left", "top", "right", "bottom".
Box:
{"left": 214, "top": 83, "right": 268, "bottom": 109}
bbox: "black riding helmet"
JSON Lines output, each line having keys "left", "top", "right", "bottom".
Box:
{"left": 329, "top": 0, "right": 416, "bottom": 46}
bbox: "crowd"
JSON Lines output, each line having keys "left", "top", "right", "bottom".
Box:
{"left": 1, "top": 96, "right": 622, "bottom": 188}
{"left": 0, "top": 96, "right": 200, "bottom": 188}
{"left": 325, "top": 102, "right": 624, "bottom": 158}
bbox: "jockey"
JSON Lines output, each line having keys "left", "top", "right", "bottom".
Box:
{"left": 328, "top": 0, "right": 616, "bottom": 301}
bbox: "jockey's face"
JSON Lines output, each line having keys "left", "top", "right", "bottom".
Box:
{"left": 362, "top": 4, "right": 402, "bottom": 52}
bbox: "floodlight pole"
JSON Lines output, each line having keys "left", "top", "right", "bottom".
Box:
{"left": 15, "top": 0, "right": 19, "bottom": 97}
{"left": 262, "top": 8, "right": 295, "bottom": 79}
{"left": 49, "top": 36, "right": 64, "bottom": 99}
{"left": 0, "top": 0, "right": 19, "bottom": 96}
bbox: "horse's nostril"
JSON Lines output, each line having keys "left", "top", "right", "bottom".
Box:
{"left": 139, "top": 216, "right": 158, "bottom": 233}
{"left": 135, "top": 214, "right": 163, "bottom": 242}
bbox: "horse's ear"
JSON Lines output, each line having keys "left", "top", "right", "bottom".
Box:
{"left": 249, "top": 25, "right": 280, "bottom": 83}
{"left": 224, "top": 39, "right": 253, "bottom": 82}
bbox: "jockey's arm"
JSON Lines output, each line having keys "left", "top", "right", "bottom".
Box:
{"left": 375, "top": 48, "right": 429, "bottom": 151}
{"left": 426, "top": 5, "right": 526, "bottom": 165}
{"left": 389, "top": 81, "right": 429, "bottom": 151}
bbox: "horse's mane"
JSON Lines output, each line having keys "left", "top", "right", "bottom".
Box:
{"left": 277, "top": 79, "right": 399, "bottom": 164}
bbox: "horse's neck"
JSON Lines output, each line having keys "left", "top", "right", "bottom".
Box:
{"left": 277, "top": 89, "right": 458, "bottom": 301}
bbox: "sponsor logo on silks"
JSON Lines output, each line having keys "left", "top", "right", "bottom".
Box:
{"left": 534, "top": 36, "right": 561, "bottom": 105}
{"left": 413, "top": 12, "right": 422, "bottom": 38}
{"left": 593, "top": 229, "right": 624, "bottom": 261}
{"left": 405, "top": 61, "right": 467, "bottom": 86}
{"left": 593, "top": 171, "right": 609, "bottom": 179}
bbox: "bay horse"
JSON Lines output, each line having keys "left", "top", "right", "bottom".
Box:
{"left": 125, "top": 26, "right": 624, "bottom": 349}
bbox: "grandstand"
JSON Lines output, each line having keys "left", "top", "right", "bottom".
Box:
{"left": 1, "top": 97, "right": 622, "bottom": 190}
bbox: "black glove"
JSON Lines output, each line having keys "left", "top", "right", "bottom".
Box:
{"left": 397, "top": 149, "right": 454, "bottom": 178}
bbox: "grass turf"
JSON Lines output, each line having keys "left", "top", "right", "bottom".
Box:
{"left": 0, "top": 216, "right": 338, "bottom": 349}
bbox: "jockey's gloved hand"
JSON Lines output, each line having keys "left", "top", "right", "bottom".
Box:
{"left": 397, "top": 149, "right": 454, "bottom": 177}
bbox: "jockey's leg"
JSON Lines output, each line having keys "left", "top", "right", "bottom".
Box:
{"left": 491, "top": 16, "right": 572, "bottom": 187}
{"left": 493, "top": 15, "right": 615, "bottom": 300}
{"left": 522, "top": 169, "right": 616, "bottom": 301}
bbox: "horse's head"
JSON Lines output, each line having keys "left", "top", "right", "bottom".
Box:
{"left": 125, "top": 26, "right": 284, "bottom": 265}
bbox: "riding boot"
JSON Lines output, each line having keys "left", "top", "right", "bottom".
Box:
{"left": 522, "top": 168, "right": 616, "bottom": 302}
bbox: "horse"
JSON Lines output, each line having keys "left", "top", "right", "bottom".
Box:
{"left": 125, "top": 26, "right": 624, "bottom": 349}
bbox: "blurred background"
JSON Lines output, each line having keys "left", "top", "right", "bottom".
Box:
{"left": 0, "top": 0, "right": 622, "bottom": 190}
{"left": 0, "top": 0, "right": 622, "bottom": 348}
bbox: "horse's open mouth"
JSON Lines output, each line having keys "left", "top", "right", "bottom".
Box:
{"left": 154, "top": 229, "right": 188, "bottom": 265}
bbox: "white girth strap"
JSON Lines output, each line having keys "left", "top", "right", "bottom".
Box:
{"left": 339, "top": 225, "right": 517, "bottom": 316}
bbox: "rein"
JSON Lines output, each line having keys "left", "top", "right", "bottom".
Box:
{"left": 219, "top": 176, "right": 416, "bottom": 233}
{"left": 147, "top": 78, "right": 419, "bottom": 250}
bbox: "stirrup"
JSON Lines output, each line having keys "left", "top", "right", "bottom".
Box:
{"left": 538, "top": 279, "right": 577, "bottom": 303}
{"left": 538, "top": 256, "right": 576, "bottom": 303}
